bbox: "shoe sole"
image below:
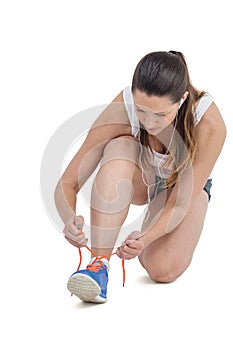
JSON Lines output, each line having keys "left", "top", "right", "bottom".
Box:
{"left": 67, "top": 273, "right": 107, "bottom": 303}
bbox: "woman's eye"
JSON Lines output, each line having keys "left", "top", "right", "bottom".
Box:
{"left": 135, "top": 107, "right": 166, "bottom": 117}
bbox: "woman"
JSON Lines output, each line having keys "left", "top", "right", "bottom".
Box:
{"left": 54, "top": 51, "right": 226, "bottom": 303}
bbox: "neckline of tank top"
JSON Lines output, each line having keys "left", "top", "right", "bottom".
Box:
{"left": 151, "top": 149, "right": 169, "bottom": 158}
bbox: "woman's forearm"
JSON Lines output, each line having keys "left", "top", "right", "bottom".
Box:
{"left": 54, "top": 179, "right": 77, "bottom": 224}
{"left": 140, "top": 204, "right": 188, "bottom": 248}
{"left": 140, "top": 169, "right": 194, "bottom": 248}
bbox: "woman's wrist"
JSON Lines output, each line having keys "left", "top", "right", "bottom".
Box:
{"left": 139, "top": 230, "right": 154, "bottom": 248}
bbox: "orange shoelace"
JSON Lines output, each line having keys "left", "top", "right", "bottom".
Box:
{"left": 77, "top": 245, "right": 126, "bottom": 287}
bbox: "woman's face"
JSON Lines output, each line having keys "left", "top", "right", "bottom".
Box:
{"left": 133, "top": 89, "right": 180, "bottom": 135}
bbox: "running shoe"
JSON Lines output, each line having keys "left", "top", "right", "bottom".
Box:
{"left": 67, "top": 257, "right": 109, "bottom": 303}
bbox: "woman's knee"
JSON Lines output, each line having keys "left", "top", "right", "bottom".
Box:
{"left": 101, "top": 136, "right": 139, "bottom": 166}
{"left": 139, "top": 253, "right": 192, "bottom": 283}
{"left": 92, "top": 136, "right": 140, "bottom": 212}
{"left": 148, "top": 267, "right": 179, "bottom": 283}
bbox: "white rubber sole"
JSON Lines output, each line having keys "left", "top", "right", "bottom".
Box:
{"left": 67, "top": 273, "right": 107, "bottom": 303}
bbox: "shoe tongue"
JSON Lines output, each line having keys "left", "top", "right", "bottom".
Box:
{"left": 89, "top": 257, "right": 110, "bottom": 270}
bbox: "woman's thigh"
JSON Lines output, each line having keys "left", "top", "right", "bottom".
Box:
{"left": 139, "top": 190, "right": 209, "bottom": 282}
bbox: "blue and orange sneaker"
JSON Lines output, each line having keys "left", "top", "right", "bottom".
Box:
{"left": 67, "top": 257, "right": 110, "bottom": 303}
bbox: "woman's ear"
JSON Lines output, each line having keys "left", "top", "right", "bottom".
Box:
{"left": 178, "top": 91, "right": 189, "bottom": 109}
{"left": 183, "top": 91, "right": 189, "bottom": 102}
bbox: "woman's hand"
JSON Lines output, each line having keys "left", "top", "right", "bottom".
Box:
{"left": 116, "top": 231, "right": 145, "bottom": 260}
{"left": 63, "top": 215, "right": 87, "bottom": 248}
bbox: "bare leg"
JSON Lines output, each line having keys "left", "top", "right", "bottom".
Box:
{"left": 90, "top": 136, "right": 148, "bottom": 258}
{"left": 139, "top": 190, "right": 209, "bottom": 282}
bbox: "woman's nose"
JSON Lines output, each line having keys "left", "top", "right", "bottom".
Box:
{"left": 143, "top": 115, "right": 157, "bottom": 129}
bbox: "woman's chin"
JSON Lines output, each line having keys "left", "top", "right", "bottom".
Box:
{"left": 146, "top": 127, "right": 162, "bottom": 135}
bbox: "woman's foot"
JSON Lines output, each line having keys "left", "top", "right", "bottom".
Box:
{"left": 67, "top": 258, "right": 109, "bottom": 303}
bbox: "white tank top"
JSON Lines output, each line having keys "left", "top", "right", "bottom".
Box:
{"left": 123, "top": 86, "right": 213, "bottom": 179}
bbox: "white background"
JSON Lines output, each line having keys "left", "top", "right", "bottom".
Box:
{"left": 1, "top": 0, "right": 233, "bottom": 349}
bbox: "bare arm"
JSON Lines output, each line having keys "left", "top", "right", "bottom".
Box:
{"left": 140, "top": 101, "right": 226, "bottom": 247}
{"left": 54, "top": 91, "right": 132, "bottom": 224}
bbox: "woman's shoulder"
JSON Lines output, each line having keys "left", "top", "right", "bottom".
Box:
{"left": 194, "top": 92, "right": 226, "bottom": 140}
{"left": 194, "top": 91, "right": 214, "bottom": 125}
{"left": 89, "top": 89, "right": 132, "bottom": 136}
{"left": 111, "top": 86, "right": 131, "bottom": 104}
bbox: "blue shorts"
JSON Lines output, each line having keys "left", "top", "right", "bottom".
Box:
{"left": 203, "top": 178, "right": 212, "bottom": 201}
{"left": 153, "top": 177, "right": 212, "bottom": 202}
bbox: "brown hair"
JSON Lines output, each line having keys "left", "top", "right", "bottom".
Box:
{"left": 131, "top": 51, "right": 204, "bottom": 188}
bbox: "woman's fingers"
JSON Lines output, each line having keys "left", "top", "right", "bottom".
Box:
{"left": 74, "top": 215, "right": 84, "bottom": 229}
{"left": 63, "top": 215, "right": 87, "bottom": 247}
{"left": 116, "top": 236, "right": 145, "bottom": 260}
